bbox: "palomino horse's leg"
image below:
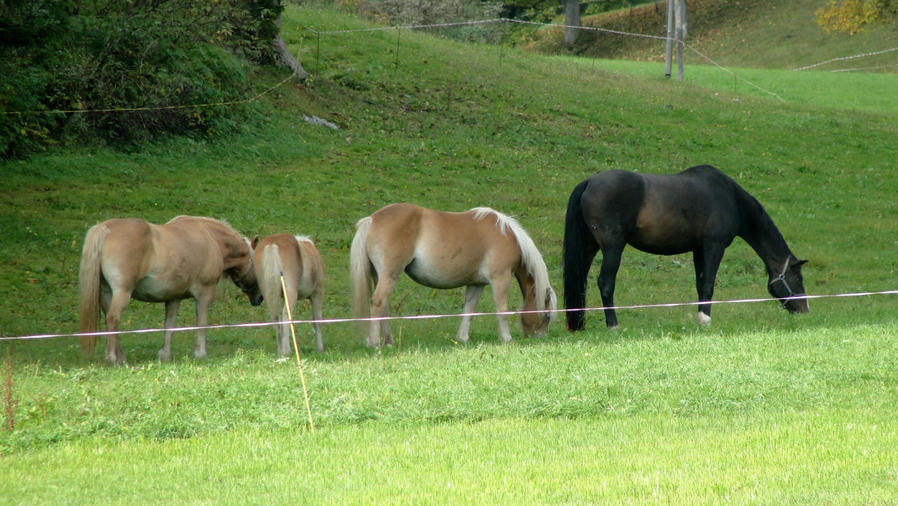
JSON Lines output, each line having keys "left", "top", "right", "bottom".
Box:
{"left": 158, "top": 299, "right": 181, "bottom": 362}
{"left": 277, "top": 307, "right": 290, "bottom": 356}
{"left": 102, "top": 287, "right": 130, "bottom": 364}
{"left": 277, "top": 285, "right": 297, "bottom": 356}
{"left": 489, "top": 272, "right": 513, "bottom": 342}
{"left": 369, "top": 275, "right": 398, "bottom": 347}
{"left": 193, "top": 290, "right": 214, "bottom": 359}
{"left": 456, "top": 285, "right": 484, "bottom": 343}
{"left": 311, "top": 289, "right": 325, "bottom": 352}
{"left": 693, "top": 245, "right": 725, "bottom": 326}
{"left": 597, "top": 246, "right": 623, "bottom": 329}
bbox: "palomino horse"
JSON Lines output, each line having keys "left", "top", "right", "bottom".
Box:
{"left": 563, "top": 165, "right": 809, "bottom": 330}
{"left": 252, "top": 233, "right": 326, "bottom": 354}
{"left": 79, "top": 216, "right": 263, "bottom": 364}
{"left": 350, "top": 203, "right": 557, "bottom": 346}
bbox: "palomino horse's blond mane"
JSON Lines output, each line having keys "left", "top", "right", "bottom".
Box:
{"left": 167, "top": 215, "right": 242, "bottom": 236}
{"left": 469, "top": 207, "right": 557, "bottom": 315}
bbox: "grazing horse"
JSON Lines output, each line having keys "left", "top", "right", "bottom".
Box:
{"left": 252, "top": 233, "right": 326, "bottom": 354}
{"left": 350, "top": 203, "right": 557, "bottom": 347}
{"left": 563, "top": 165, "right": 809, "bottom": 330}
{"left": 78, "top": 216, "right": 263, "bottom": 364}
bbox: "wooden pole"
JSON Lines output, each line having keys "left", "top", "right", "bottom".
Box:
{"left": 664, "top": 0, "right": 674, "bottom": 78}
{"left": 281, "top": 273, "right": 315, "bottom": 432}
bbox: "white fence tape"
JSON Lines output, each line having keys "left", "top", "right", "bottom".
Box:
{"left": 3, "top": 290, "right": 896, "bottom": 342}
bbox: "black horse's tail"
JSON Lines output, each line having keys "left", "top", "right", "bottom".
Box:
{"left": 563, "top": 179, "right": 596, "bottom": 331}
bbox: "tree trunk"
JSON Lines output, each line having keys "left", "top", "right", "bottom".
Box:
{"left": 563, "top": 0, "right": 580, "bottom": 46}
{"left": 272, "top": 6, "right": 309, "bottom": 79}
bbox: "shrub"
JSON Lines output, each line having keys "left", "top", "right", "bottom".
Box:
{"left": 0, "top": 0, "right": 285, "bottom": 158}
{"left": 815, "top": 0, "right": 898, "bottom": 34}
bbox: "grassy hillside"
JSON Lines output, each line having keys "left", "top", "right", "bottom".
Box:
{"left": 1, "top": 3, "right": 897, "bottom": 502}
{"left": 524, "top": 0, "right": 898, "bottom": 70}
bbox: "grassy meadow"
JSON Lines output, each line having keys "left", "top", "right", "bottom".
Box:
{"left": 2, "top": 4, "right": 897, "bottom": 503}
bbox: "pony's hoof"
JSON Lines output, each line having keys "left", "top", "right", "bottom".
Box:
{"left": 106, "top": 354, "right": 126, "bottom": 365}
{"left": 697, "top": 312, "right": 712, "bottom": 326}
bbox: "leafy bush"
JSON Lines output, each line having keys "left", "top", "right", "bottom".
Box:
{"left": 815, "top": 0, "right": 898, "bottom": 34}
{"left": 0, "top": 0, "right": 286, "bottom": 158}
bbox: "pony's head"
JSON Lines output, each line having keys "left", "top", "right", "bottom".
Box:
{"left": 521, "top": 286, "right": 557, "bottom": 337}
{"left": 767, "top": 257, "right": 809, "bottom": 314}
{"left": 233, "top": 236, "right": 263, "bottom": 306}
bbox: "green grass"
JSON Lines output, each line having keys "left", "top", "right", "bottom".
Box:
{"left": 556, "top": 57, "right": 898, "bottom": 112}
{"left": 2, "top": 3, "right": 898, "bottom": 503}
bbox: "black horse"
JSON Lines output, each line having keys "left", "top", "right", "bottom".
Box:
{"left": 563, "top": 165, "right": 809, "bottom": 330}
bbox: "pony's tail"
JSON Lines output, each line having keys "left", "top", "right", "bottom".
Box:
{"left": 563, "top": 179, "right": 594, "bottom": 331}
{"left": 350, "top": 216, "right": 373, "bottom": 321}
{"left": 259, "top": 243, "right": 286, "bottom": 321}
{"left": 78, "top": 223, "right": 109, "bottom": 356}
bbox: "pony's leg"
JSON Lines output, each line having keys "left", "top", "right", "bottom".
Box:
{"left": 277, "top": 286, "right": 298, "bottom": 356}
{"left": 693, "top": 246, "right": 725, "bottom": 325}
{"left": 369, "top": 276, "right": 398, "bottom": 347}
{"left": 158, "top": 299, "right": 181, "bottom": 362}
{"left": 311, "top": 291, "right": 325, "bottom": 352}
{"left": 193, "top": 290, "right": 214, "bottom": 359}
{"left": 597, "top": 246, "right": 624, "bottom": 329}
{"left": 489, "top": 273, "right": 513, "bottom": 342}
{"left": 102, "top": 287, "right": 130, "bottom": 365}
{"left": 456, "top": 285, "right": 484, "bottom": 343}
{"left": 277, "top": 308, "right": 290, "bottom": 356}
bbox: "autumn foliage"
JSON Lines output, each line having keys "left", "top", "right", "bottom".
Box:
{"left": 815, "top": 0, "right": 898, "bottom": 34}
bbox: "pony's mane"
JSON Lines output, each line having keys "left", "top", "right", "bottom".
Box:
{"left": 294, "top": 235, "right": 314, "bottom": 245}
{"left": 167, "top": 215, "right": 244, "bottom": 238}
{"left": 469, "top": 207, "right": 557, "bottom": 315}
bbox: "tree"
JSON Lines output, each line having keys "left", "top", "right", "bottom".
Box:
{"left": 563, "top": 0, "right": 581, "bottom": 46}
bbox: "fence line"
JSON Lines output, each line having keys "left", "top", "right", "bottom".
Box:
{"left": 792, "top": 46, "right": 898, "bottom": 71}
{"left": 0, "top": 69, "right": 300, "bottom": 117}
{"left": 3, "top": 289, "right": 896, "bottom": 343}
{"left": 830, "top": 62, "right": 898, "bottom": 73}
{"left": 310, "top": 17, "right": 784, "bottom": 102}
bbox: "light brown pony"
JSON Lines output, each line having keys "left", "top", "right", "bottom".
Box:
{"left": 350, "top": 203, "right": 557, "bottom": 347}
{"left": 79, "top": 216, "right": 262, "bottom": 364}
{"left": 252, "top": 233, "right": 326, "bottom": 354}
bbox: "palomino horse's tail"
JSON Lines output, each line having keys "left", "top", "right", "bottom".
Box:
{"left": 563, "top": 179, "right": 593, "bottom": 331}
{"left": 350, "top": 216, "right": 374, "bottom": 320}
{"left": 472, "top": 208, "right": 557, "bottom": 318}
{"left": 78, "top": 222, "right": 110, "bottom": 356}
{"left": 258, "top": 242, "right": 287, "bottom": 321}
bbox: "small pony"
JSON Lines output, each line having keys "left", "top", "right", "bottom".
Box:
{"left": 563, "top": 165, "right": 809, "bottom": 330}
{"left": 350, "top": 203, "right": 557, "bottom": 347}
{"left": 79, "top": 216, "right": 262, "bottom": 364}
{"left": 252, "top": 233, "right": 326, "bottom": 354}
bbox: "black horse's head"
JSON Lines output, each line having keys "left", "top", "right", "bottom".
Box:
{"left": 767, "top": 257, "right": 809, "bottom": 314}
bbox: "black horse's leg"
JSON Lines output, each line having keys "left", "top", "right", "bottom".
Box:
{"left": 597, "top": 245, "right": 624, "bottom": 328}
{"left": 693, "top": 245, "right": 725, "bottom": 325}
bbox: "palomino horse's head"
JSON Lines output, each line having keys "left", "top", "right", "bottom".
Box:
{"left": 233, "top": 237, "right": 263, "bottom": 306}
{"left": 767, "top": 257, "right": 809, "bottom": 314}
{"left": 521, "top": 286, "right": 557, "bottom": 338}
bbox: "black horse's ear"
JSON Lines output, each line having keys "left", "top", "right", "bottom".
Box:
{"left": 793, "top": 259, "right": 808, "bottom": 268}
